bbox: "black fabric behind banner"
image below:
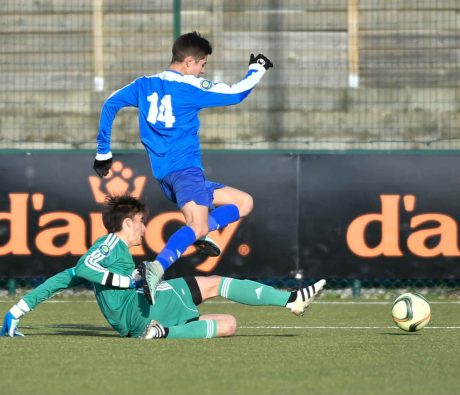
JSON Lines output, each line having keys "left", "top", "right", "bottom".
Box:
{"left": 0, "top": 151, "right": 459, "bottom": 279}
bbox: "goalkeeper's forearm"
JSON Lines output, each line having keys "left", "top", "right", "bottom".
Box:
{"left": 75, "top": 263, "right": 140, "bottom": 289}
{"left": 101, "top": 272, "right": 134, "bottom": 288}
{"left": 11, "top": 272, "right": 134, "bottom": 315}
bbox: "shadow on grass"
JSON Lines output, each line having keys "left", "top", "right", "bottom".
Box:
{"left": 235, "top": 334, "right": 298, "bottom": 337}
{"left": 22, "top": 324, "right": 119, "bottom": 338}
{"left": 49, "top": 324, "right": 113, "bottom": 331}
{"left": 19, "top": 325, "right": 299, "bottom": 338}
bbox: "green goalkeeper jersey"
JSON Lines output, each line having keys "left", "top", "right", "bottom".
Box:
{"left": 19, "top": 233, "right": 200, "bottom": 338}
{"left": 75, "top": 233, "right": 142, "bottom": 337}
{"left": 22, "top": 268, "right": 86, "bottom": 310}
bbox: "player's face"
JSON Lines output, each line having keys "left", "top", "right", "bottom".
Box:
{"left": 128, "top": 212, "right": 146, "bottom": 247}
{"left": 188, "top": 56, "right": 208, "bottom": 77}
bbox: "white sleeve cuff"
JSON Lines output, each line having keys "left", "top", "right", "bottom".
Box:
{"left": 101, "top": 271, "right": 109, "bottom": 286}
{"left": 119, "top": 276, "right": 131, "bottom": 288}
{"left": 248, "top": 63, "right": 266, "bottom": 74}
{"left": 17, "top": 299, "right": 31, "bottom": 313}
{"left": 95, "top": 152, "right": 112, "bottom": 161}
{"left": 107, "top": 273, "right": 131, "bottom": 288}
{"left": 10, "top": 302, "right": 28, "bottom": 319}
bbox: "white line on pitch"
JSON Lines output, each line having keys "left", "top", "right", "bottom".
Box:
{"left": 318, "top": 301, "right": 460, "bottom": 305}
{"left": 239, "top": 326, "right": 460, "bottom": 329}
{"left": 206, "top": 300, "right": 460, "bottom": 305}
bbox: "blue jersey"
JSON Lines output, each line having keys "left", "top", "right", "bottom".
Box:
{"left": 96, "top": 63, "right": 267, "bottom": 180}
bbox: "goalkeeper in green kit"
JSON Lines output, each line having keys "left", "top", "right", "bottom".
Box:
{"left": 2, "top": 195, "right": 325, "bottom": 339}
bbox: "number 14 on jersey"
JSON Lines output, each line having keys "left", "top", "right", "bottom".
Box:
{"left": 147, "top": 93, "right": 176, "bottom": 128}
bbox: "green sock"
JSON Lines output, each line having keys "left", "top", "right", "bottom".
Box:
{"left": 167, "top": 319, "right": 217, "bottom": 339}
{"left": 219, "top": 277, "right": 290, "bottom": 306}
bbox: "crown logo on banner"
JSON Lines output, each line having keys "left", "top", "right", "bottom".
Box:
{"left": 88, "top": 161, "right": 147, "bottom": 203}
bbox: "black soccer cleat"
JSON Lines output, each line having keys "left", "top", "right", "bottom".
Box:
{"left": 138, "top": 262, "right": 153, "bottom": 304}
{"left": 194, "top": 235, "right": 221, "bottom": 257}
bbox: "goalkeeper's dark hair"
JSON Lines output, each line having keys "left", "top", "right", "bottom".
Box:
{"left": 102, "top": 194, "right": 147, "bottom": 233}
{"left": 171, "top": 31, "right": 212, "bottom": 63}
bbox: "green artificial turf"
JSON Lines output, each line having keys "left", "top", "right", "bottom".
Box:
{"left": 0, "top": 298, "right": 459, "bottom": 395}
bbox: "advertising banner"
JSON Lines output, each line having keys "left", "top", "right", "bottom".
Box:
{"left": 0, "top": 152, "right": 459, "bottom": 280}
{"left": 299, "top": 153, "right": 460, "bottom": 279}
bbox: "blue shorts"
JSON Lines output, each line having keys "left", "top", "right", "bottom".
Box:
{"left": 159, "top": 167, "right": 225, "bottom": 209}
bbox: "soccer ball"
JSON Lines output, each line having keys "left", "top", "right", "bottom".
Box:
{"left": 391, "top": 292, "right": 431, "bottom": 332}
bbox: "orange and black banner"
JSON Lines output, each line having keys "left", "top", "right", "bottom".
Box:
{"left": 0, "top": 151, "right": 459, "bottom": 280}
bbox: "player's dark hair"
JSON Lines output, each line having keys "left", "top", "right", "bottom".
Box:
{"left": 102, "top": 194, "right": 147, "bottom": 233}
{"left": 171, "top": 31, "right": 212, "bottom": 63}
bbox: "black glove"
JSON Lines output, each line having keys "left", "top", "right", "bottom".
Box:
{"left": 249, "top": 53, "right": 274, "bottom": 70}
{"left": 93, "top": 158, "right": 112, "bottom": 177}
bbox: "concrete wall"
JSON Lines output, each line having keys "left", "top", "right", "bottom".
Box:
{"left": 0, "top": 0, "right": 459, "bottom": 150}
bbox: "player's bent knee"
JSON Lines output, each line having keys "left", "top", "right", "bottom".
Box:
{"left": 207, "top": 275, "right": 222, "bottom": 292}
{"left": 238, "top": 194, "right": 253, "bottom": 217}
{"left": 196, "top": 275, "right": 221, "bottom": 299}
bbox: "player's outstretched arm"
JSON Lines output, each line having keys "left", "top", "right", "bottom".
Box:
{"left": 189, "top": 53, "right": 273, "bottom": 109}
{"left": 1, "top": 266, "right": 142, "bottom": 337}
{"left": 1, "top": 268, "right": 86, "bottom": 337}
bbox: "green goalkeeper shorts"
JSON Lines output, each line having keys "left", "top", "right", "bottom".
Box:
{"left": 130, "top": 277, "right": 201, "bottom": 338}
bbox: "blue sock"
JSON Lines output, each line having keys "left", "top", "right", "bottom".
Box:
{"left": 208, "top": 204, "right": 240, "bottom": 231}
{"left": 155, "top": 226, "right": 196, "bottom": 270}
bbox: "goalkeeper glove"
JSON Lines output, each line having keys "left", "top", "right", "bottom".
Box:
{"left": 130, "top": 269, "right": 143, "bottom": 289}
{"left": 1, "top": 312, "right": 23, "bottom": 337}
{"left": 249, "top": 53, "right": 274, "bottom": 70}
{"left": 93, "top": 157, "right": 112, "bottom": 177}
{"left": 1, "top": 300, "right": 30, "bottom": 337}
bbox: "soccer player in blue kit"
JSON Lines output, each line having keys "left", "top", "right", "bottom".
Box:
{"left": 92, "top": 31, "right": 274, "bottom": 303}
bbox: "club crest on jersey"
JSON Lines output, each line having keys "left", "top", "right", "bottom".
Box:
{"left": 98, "top": 244, "right": 111, "bottom": 257}
{"left": 200, "top": 80, "right": 213, "bottom": 90}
